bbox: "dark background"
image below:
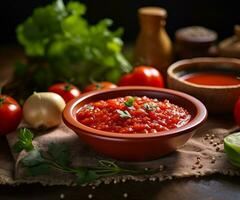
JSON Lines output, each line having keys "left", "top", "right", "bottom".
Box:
{"left": 0, "top": 0, "right": 240, "bottom": 45}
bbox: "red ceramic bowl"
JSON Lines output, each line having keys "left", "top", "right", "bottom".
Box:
{"left": 63, "top": 86, "right": 207, "bottom": 161}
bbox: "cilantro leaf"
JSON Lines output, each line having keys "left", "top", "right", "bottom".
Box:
{"left": 76, "top": 169, "right": 98, "bottom": 185}
{"left": 116, "top": 110, "right": 132, "bottom": 118}
{"left": 85, "top": 105, "right": 94, "bottom": 110}
{"left": 14, "top": 137, "right": 158, "bottom": 184}
{"left": 47, "top": 143, "right": 70, "bottom": 167}
{"left": 124, "top": 97, "right": 134, "bottom": 107}
{"left": 21, "top": 149, "right": 44, "bottom": 167}
{"left": 144, "top": 103, "right": 157, "bottom": 111}
{"left": 26, "top": 163, "right": 51, "bottom": 176}
{"left": 12, "top": 128, "right": 34, "bottom": 153}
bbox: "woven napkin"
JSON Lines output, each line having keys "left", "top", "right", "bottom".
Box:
{"left": 4, "top": 117, "right": 240, "bottom": 186}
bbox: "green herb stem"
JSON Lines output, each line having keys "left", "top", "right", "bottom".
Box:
{"left": 13, "top": 128, "right": 158, "bottom": 185}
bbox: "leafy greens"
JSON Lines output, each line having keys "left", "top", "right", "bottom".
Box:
{"left": 15, "top": 0, "right": 131, "bottom": 91}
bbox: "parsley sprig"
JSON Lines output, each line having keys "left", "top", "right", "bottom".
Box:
{"left": 13, "top": 128, "right": 158, "bottom": 185}
{"left": 117, "top": 110, "right": 132, "bottom": 118}
{"left": 144, "top": 103, "right": 157, "bottom": 111}
{"left": 124, "top": 97, "right": 135, "bottom": 107}
{"left": 12, "top": 128, "right": 34, "bottom": 152}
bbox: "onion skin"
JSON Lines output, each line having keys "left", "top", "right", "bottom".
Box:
{"left": 23, "top": 92, "right": 66, "bottom": 130}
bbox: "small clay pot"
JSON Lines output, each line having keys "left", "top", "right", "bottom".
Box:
{"left": 167, "top": 57, "right": 240, "bottom": 114}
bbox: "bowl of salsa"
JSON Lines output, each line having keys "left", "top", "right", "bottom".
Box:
{"left": 167, "top": 57, "right": 240, "bottom": 114}
{"left": 63, "top": 87, "right": 207, "bottom": 161}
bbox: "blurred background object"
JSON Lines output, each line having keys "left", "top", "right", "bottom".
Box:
{"left": 133, "top": 7, "right": 172, "bottom": 77}
{"left": 218, "top": 25, "right": 240, "bottom": 58}
{"left": 0, "top": 0, "right": 239, "bottom": 45}
{"left": 175, "top": 26, "right": 218, "bottom": 59}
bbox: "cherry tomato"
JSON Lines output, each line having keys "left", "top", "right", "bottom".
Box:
{"left": 84, "top": 82, "right": 117, "bottom": 93}
{"left": 0, "top": 95, "right": 22, "bottom": 135}
{"left": 48, "top": 83, "right": 81, "bottom": 103}
{"left": 118, "top": 66, "right": 164, "bottom": 88}
{"left": 234, "top": 97, "right": 240, "bottom": 126}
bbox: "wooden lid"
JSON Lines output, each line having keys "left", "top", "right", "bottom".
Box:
{"left": 138, "top": 7, "right": 167, "bottom": 18}
{"left": 176, "top": 26, "right": 217, "bottom": 44}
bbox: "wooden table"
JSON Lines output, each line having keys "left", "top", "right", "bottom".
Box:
{"left": 0, "top": 46, "right": 240, "bottom": 200}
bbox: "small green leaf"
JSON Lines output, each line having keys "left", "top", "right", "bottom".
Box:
{"left": 124, "top": 97, "right": 134, "bottom": 107}
{"left": 12, "top": 141, "right": 24, "bottom": 153}
{"left": 66, "top": 1, "right": 86, "bottom": 16}
{"left": 86, "top": 105, "right": 94, "bottom": 110}
{"left": 26, "top": 163, "right": 51, "bottom": 176}
{"left": 47, "top": 143, "right": 70, "bottom": 166}
{"left": 144, "top": 103, "right": 157, "bottom": 111}
{"left": 76, "top": 168, "right": 98, "bottom": 185}
{"left": 21, "top": 149, "right": 44, "bottom": 167}
{"left": 12, "top": 128, "right": 34, "bottom": 153}
{"left": 19, "top": 128, "right": 34, "bottom": 141}
{"left": 116, "top": 110, "right": 131, "bottom": 119}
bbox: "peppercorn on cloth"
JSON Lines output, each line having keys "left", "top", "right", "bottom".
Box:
{"left": 1, "top": 117, "right": 239, "bottom": 186}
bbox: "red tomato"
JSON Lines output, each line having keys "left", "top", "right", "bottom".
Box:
{"left": 0, "top": 95, "right": 22, "bottom": 135}
{"left": 48, "top": 83, "right": 81, "bottom": 103}
{"left": 118, "top": 66, "right": 164, "bottom": 88}
{"left": 84, "top": 82, "right": 117, "bottom": 93}
{"left": 234, "top": 97, "right": 240, "bottom": 126}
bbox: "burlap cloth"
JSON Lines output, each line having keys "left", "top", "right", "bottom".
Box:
{"left": 0, "top": 117, "right": 239, "bottom": 186}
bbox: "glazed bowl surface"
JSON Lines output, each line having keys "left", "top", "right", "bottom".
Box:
{"left": 63, "top": 86, "right": 207, "bottom": 161}
{"left": 168, "top": 57, "right": 240, "bottom": 114}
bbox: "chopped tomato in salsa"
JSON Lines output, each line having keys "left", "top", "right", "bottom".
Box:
{"left": 77, "top": 96, "right": 191, "bottom": 134}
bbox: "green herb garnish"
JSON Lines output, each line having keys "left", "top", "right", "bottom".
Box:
{"left": 124, "top": 97, "right": 135, "bottom": 107}
{"left": 86, "top": 105, "right": 94, "bottom": 110}
{"left": 13, "top": 128, "right": 157, "bottom": 184}
{"left": 144, "top": 103, "right": 157, "bottom": 111}
{"left": 12, "top": 128, "right": 34, "bottom": 153}
{"left": 117, "top": 110, "right": 132, "bottom": 118}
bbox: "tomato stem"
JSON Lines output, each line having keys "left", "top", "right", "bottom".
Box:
{"left": 0, "top": 97, "right": 4, "bottom": 106}
{"left": 64, "top": 84, "right": 71, "bottom": 91}
{"left": 95, "top": 83, "right": 103, "bottom": 90}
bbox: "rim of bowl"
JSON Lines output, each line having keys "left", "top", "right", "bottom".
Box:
{"left": 63, "top": 86, "right": 207, "bottom": 139}
{"left": 168, "top": 57, "right": 240, "bottom": 89}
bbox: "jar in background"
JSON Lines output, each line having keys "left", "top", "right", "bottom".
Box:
{"left": 175, "top": 26, "right": 218, "bottom": 59}
{"left": 133, "top": 7, "right": 173, "bottom": 77}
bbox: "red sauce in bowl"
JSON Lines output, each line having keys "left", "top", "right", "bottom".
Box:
{"left": 77, "top": 96, "right": 191, "bottom": 134}
{"left": 182, "top": 72, "right": 240, "bottom": 86}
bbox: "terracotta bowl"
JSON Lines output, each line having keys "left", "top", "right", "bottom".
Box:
{"left": 63, "top": 86, "right": 207, "bottom": 161}
{"left": 167, "top": 57, "right": 240, "bottom": 114}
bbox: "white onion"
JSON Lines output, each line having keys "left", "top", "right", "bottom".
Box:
{"left": 23, "top": 92, "right": 66, "bottom": 130}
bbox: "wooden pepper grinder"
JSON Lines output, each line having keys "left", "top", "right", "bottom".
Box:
{"left": 133, "top": 7, "right": 173, "bottom": 77}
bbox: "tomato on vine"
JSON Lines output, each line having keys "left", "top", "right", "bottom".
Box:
{"left": 48, "top": 83, "right": 81, "bottom": 103}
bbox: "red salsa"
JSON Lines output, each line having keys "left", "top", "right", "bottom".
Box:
{"left": 182, "top": 72, "right": 240, "bottom": 86}
{"left": 77, "top": 96, "right": 191, "bottom": 134}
